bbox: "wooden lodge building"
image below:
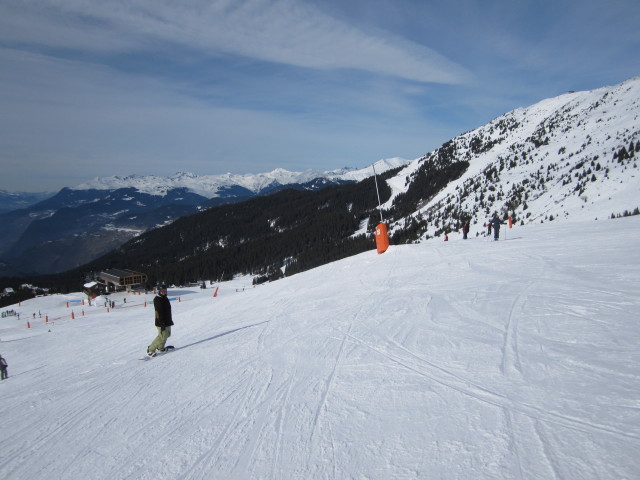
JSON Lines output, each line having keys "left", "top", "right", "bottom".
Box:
{"left": 98, "top": 269, "right": 148, "bottom": 292}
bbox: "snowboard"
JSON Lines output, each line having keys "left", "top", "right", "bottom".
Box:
{"left": 139, "top": 345, "right": 175, "bottom": 360}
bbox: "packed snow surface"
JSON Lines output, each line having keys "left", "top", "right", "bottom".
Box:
{"left": 1, "top": 217, "right": 639, "bottom": 479}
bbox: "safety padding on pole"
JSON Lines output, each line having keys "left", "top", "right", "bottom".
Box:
{"left": 508, "top": 216, "right": 513, "bottom": 228}
{"left": 375, "top": 223, "right": 389, "bottom": 254}
{"left": 213, "top": 286, "right": 219, "bottom": 298}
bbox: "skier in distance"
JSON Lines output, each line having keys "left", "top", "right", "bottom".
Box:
{"left": 491, "top": 213, "right": 504, "bottom": 241}
{"left": 0, "top": 354, "right": 8, "bottom": 380}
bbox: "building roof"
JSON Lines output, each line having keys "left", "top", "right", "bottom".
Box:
{"left": 101, "top": 269, "right": 144, "bottom": 279}
{"left": 99, "top": 269, "right": 147, "bottom": 286}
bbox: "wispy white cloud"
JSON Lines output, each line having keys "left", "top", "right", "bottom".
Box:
{"left": 0, "top": 0, "right": 470, "bottom": 84}
{"left": 0, "top": 45, "right": 447, "bottom": 191}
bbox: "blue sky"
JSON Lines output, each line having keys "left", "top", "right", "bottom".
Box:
{"left": 1, "top": 0, "right": 639, "bottom": 192}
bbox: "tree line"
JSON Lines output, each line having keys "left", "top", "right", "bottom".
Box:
{"left": 2, "top": 170, "right": 397, "bottom": 293}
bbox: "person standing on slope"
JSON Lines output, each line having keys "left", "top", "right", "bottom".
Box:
{"left": 0, "top": 354, "right": 8, "bottom": 380}
{"left": 462, "top": 222, "right": 470, "bottom": 240}
{"left": 147, "top": 286, "right": 174, "bottom": 357}
{"left": 491, "top": 214, "right": 503, "bottom": 241}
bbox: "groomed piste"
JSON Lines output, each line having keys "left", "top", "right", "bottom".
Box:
{"left": 1, "top": 217, "right": 639, "bottom": 479}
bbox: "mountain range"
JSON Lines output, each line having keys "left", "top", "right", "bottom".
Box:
{"left": 0, "top": 190, "right": 53, "bottom": 214}
{"left": 1, "top": 75, "right": 638, "bottom": 286}
{"left": 0, "top": 159, "right": 408, "bottom": 276}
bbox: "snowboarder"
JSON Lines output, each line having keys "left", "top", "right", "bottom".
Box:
{"left": 462, "top": 222, "right": 469, "bottom": 240}
{"left": 0, "top": 354, "right": 8, "bottom": 380}
{"left": 491, "top": 214, "right": 503, "bottom": 241}
{"left": 147, "top": 286, "right": 174, "bottom": 357}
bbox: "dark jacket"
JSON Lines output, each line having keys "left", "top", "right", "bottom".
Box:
{"left": 153, "top": 294, "right": 174, "bottom": 327}
{"left": 491, "top": 216, "right": 502, "bottom": 231}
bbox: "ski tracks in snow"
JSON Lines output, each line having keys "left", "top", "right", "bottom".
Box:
{"left": 304, "top": 321, "right": 351, "bottom": 479}
{"left": 500, "top": 280, "right": 534, "bottom": 377}
{"left": 343, "top": 329, "right": 640, "bottom": 444}
{"left": 154, "top": 292, "right": 355, "bottom": 479}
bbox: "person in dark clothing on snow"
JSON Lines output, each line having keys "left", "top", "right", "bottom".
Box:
{"left": 491, "top": 214, "right": 503, "bottom": 241}
{"left": 0, "top": 354, "right": 8, "bottom": 380}
{"left": 147, "top": 286, "right": 174, "bottom": 357}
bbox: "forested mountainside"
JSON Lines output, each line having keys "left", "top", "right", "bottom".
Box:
{"left": 23, "top": 170, "right": 396, "bottom": 291}
{"left": 0, "top": 163, "right": 405, "bottom": 276}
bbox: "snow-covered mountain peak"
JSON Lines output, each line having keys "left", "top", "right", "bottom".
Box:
{"left": 381, "top": 75, "right": 640, "bottom": 240}
{"left": 72, "top": 160, "right": 411, "bottom": 199}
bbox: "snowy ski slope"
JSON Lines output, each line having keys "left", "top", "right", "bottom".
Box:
{"left": 1, "top": 217, "right": 639, "bottom": 479}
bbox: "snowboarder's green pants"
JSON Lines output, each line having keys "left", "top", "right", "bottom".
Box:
{"left": 148, "top": 326, "right": 171, "bottom": 352}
